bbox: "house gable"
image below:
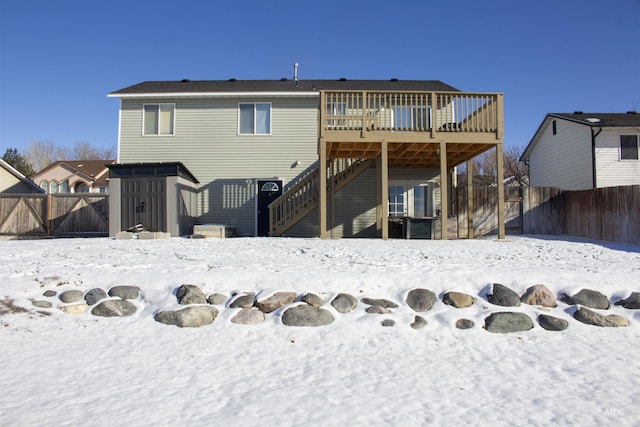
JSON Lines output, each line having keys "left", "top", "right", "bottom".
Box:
{"left": 0, "top": 159, "right": 43, "bottom": 194}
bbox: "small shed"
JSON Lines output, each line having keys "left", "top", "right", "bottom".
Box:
{"left": 108, "top": 162, "right": 199, "bottom": 237}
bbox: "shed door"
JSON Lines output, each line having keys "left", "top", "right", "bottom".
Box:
{"left": 257, "top": 180, "right": 282, "bottom": 237}
{"left": 121, "top": 177, "right": 166, "bottom": 232}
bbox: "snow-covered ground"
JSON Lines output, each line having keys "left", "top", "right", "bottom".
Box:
{"left": 1, "top": 235, "right": 638, "bottom": 426}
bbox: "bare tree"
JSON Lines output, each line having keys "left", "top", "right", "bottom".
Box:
{"left": 459, "top": 144, "right": 529, "bottom": 186}
{"left": 24, "top": 140, "right": 60, "bottom": 173}
{"left": 24, "top": 141, "right": 116, "bottom": 173}
{"left": 58, "top": 142, "right": 116, "bottom": 160}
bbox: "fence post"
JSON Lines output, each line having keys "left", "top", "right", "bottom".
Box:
{"left": 46, "top": 194, "right": 53, "bottom": 235}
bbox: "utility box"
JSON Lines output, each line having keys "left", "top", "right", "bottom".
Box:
{"left": 108, "top": 163, "right": 199, "bottom": 237}
{"left": 403, "top": 217, "right": 434, "bottom": 239}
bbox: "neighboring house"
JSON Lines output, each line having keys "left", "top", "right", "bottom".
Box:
{"left": 34, "top": 160, "right": 115, "bottom": 194}
{"left": 108, "top": 77, "right": 505, "bottom": 239}
{"left": 0, "top": 158, "right": 44, "bottom": 193}
{"left": 521, "top": 112, "right": 640, "bottom": 190}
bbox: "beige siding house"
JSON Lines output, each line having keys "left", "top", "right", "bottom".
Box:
{"left": 33, "top": 160, "right": 115, "bottom": 194}
{"left": 0, "top": 159, "right": 43, "bottom": 194}
{"left": 521, "top": 112, "right": 640, "bottom": 190}
{"left": 109, "top": 78, "right": 504, "bottom": 238}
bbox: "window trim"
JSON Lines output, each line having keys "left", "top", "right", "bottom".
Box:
{"left": 142, "top": 103, "right": 175, "bottom": 136}
{"left": 238, "top": 102, "right": 272, "bottom": 135}
{"left": 619, "top": 134, "right": 639, "bottom": 161}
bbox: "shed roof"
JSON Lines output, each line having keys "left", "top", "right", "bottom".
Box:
{"left": 108, "top": 79, "right": 460, "bottom": 97}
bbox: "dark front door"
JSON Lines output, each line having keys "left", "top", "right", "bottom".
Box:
{"left": 257, "top": 180, "right": 282, "bottom": 236}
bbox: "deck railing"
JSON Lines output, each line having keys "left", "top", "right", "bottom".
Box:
{"left": 322, "top": 91, "right": 502, "bottom": 135}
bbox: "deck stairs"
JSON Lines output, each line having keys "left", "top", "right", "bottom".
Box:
{"left": 268, "top": 157, "right": 376, "bottom": 236}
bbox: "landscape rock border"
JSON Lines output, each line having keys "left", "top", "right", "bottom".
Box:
{"left": 25, "top": 283, "right": 638, "bottom": 332}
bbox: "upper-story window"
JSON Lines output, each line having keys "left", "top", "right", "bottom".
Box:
{"left": 239, "top": 103, "right": 271, "bottom": 135}
{"left": 143, "top": 103, "right": 175, "bottom": 136}
{"left": 620, "top": 135, "right": 639, "bottom": 160}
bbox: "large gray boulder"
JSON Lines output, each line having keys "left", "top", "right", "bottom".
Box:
{"left": 487, "top": 283, "right": 521, "bottom": 307}
{"left": 331, "top": 293, "right": 357, "bottom": 313}
{"left": 561, "top": 289, "right": 609, "bottom": 309}
{"left": 229, "top": 293, "right": 255, "bottom": 309}
{"left": 256, "top": 291, "right": 297, "bottom": 313}
{"left": 573, "top": 307, "right": 629, "bottom": 327}
{"left": 484, "top": 312, "right": 533, "bottom": 333}
{"left": 282, "top": 305, "right": 334, "bottom": 327}
{"left": 108, "top": 286, "right": 140, "bottom": 300}
{"left": 520, "top": 285, "right": 557, "bottom": 308}
{"left": 538, "top": 314, "right": 568, "bottom": 331}
{"left": 154, "top": 306, "right": 218, "bottom": 328}
{"left": 92, "top": 300, "right": 137, "bottom": 317}
{"left": 405, "top": 288, "right": 437, "bottom": 312}
{"left": 176, "top": 284, "right": 207, "bottom": 305}
{"left": 207, "top": 293, "right": 227, "bottom": 305}
{"left": 614, "top": 292, "right": 640, "bottom": 309}
{"left": 84, "top": 288, "right": 107, "bottom": 306}
{"left": 361, "top": 298, "right": 398, "bottom": 309}
{"left": 59, "top": 290, "right": 83, "bottom": 303}
{"left": 442, "top": 291, "right": 476, "bottom": 308}
{"left": 231, "top": 308, "right": 265, "bottom": 325}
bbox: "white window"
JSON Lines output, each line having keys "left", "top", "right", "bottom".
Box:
{"left": 59, "top": 180, "right": 68, "bottom": 193}
{"left": 239, "top": 103, "right": 271, "bottom": 135}
{"left": 389, "top": 182, "right": 435, "bottom": 218}
{"left": 326, "top": 102, "right": 348, "bottom": 127}
{"left": 388, "top": 185, "right": 405, "bottom": 217}
{"left": 393, "top": 106, "right": 430, "bottom": 130}
{"left": 40, "top": 180, "right": 48, "bottom": 192}
{"left": 620, "top": 135, "right": 639, "bottom": 160}
{"left": 143, "top": 103, "right": 175, "bottom": 136}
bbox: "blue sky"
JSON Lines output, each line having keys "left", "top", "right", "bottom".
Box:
{"left": 1, "top": 0, "right": 639, "bottom": 158}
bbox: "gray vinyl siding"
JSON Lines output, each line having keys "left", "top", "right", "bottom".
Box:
{"left": 528, "top": 119, "right": 593, "bottom": 190}
{"left": 595, "top": 128, "right": 640, "bottom": 187}
{"left": 118, "top": 97, "right": 319, "bottom": 236}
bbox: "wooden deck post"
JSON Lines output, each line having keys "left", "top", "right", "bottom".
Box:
{"left": 319, "top": 139, "right": 327, "bottom": 239}
{"left": 376, "top": 155, "right": 382, "bottom": 236}
{"left": 381, "top": 140, "right": 389, "bottom": 240}
{"left": 329, "top": 159, "right": 335, "bottom": 238}
{"left": 467, "top": 160, "right": 474, "bottom": 239}
{"left": 439, "top": 140, "right": 448, "bottom": 240}
{"left": 496, "top": 143, "right": 505, "bottom": 239}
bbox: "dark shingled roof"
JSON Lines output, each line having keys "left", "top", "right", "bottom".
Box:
{"left": 549, "top": 112, "right": 640, "bottom": 127}
{"left": 109, "top": 79, "right": 460, "bottom": 95}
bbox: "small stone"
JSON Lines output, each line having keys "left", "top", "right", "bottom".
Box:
{"left": 92, "top": 300, "right": 137, "bottom": 317}
{"left": 455, "top": 319, "right": 475, "bottom": 329}
{"left": 282, "top": 305, "right": 334, "bottom": 327}
{"left": 229, "top": 294, "right": 255, "bottom": 309}
{"left": 43, "top": 290, "right": 56, "bottom": 297}
{"left": 84, "top": 288, "right": 107, "bottom": 306}
{"left": 361, "top": 298, "right": 398, "bottom": 308}
{"left": 154, "top": 306, "right": 218, "bottom": 328}
{"left": 366, "top": 305, "right": 390, "bottom": 314}
{"left": 256, "top": 291, "right": 297, "bottom": 313}
{"left": 484, "top": 312, "right": 533, "bottom": 333}
{"left": 405, "top": 288, "right": 437, "bottom": 312}
{"left": 331, "top": 293, "right": 357, "bottom": 314}
{"left": 573, "top": 306, "right": 629, "bottom": 327}
{"left": 520, "top": 284, "right": 557, "bottom": 308}
{"left": 176, "top": 284, "right": 207, "bottom": 305}
{"left": 410, "top": 315, "right": 427, "bottom": 329}
{"left": 561, "top": 289, "right": 609, "bottom": 310}
{"left": 614, "top": 292, "right": 640, "bottom": 309}
{"left": 487, "top": 283, "right": 521, "bottom": 307}
{"left": 442, "top": 291, "right": 477, "bottom": 308}
{"left": 302, "top": 293, "right": 324, "bottom": 307}
{"left": 230, "top": 308, "right": 265, "bottom": 325}
{"left": 59, "top": 290, "right": 83, "bottom": 303}
{"left": 108, "top": 286, "right": 140, "bottom": 300}
{"left": 32, "top": 300, "right": 52, "bottom": 308}
{"left": 207, "top": 293, "right": 227, "bottom": 305}
{"left": 59, "top": 303, "right": 88, "bottom": 314}
{"left": 538, "top": 314, "right": 569, "bottom": 331}
{"left": 381, "top": 319, "right": 395, "bottom": 327}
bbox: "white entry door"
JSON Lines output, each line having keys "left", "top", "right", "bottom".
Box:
{"left": 389, "top": 181, "right": 435, "bottom": 218}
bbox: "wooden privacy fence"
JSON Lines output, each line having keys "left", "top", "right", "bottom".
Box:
{"left": 0, "top": 194, "right": 109, "bottom": 237}
{"left": 457, "top": 185, "right": 639, "bottom": 245}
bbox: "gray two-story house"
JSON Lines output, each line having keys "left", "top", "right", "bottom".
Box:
{"left": 108, "top": 78, "right": 505, "bottom": 239}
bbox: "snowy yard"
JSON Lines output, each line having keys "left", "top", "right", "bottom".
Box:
{"left": 1, "top": 235, "right": 639, "bottom": 426}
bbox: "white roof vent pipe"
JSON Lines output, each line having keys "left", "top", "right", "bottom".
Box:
{"left": 293, "top": 62, "right": 299, "bottom": 86}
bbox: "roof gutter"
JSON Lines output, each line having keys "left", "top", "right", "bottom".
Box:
{"left": 591, "top": 126, "right": 602, "bottom": 188}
